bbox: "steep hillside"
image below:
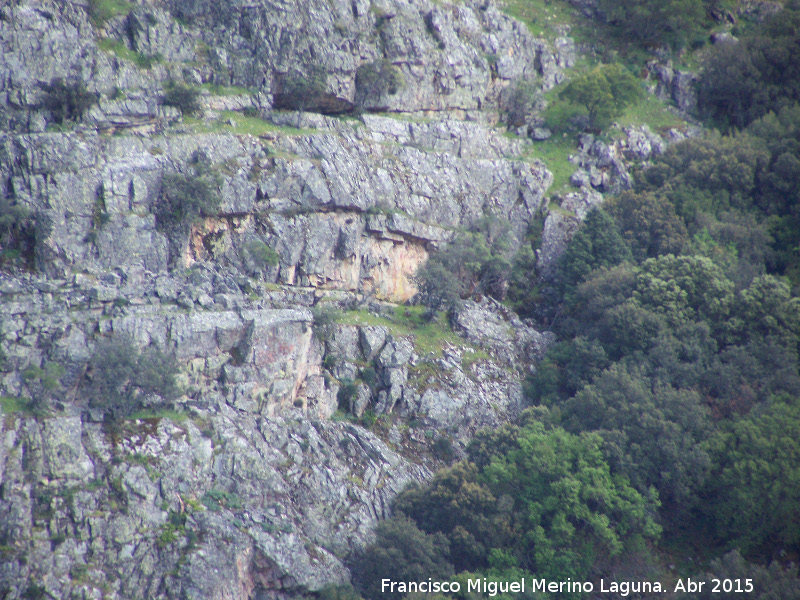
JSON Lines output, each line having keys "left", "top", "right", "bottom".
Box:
{"left": 4, "top": 0, "right": 785, "bottom": 598}
{"left": 0, "top": 1, "right": 570, "bottom": 597}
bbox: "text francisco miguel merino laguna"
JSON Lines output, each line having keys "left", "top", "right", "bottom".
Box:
{"left": 381, "top": 577, "right": 724, "bottom": 597}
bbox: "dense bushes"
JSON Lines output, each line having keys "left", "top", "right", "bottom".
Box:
{"left": 415, "top": 216, "right": 515, "bottom": 315}
{"left": 40, "top": 78, "right": 98, "bottom": 124}
{"left": 678, "top": 550, "right": 800, "bottom": 600}
{"left": 698, "top": 1, "right": 800, "bottom": 129}
{"left": 84, "top": 335, "right": 180, "bottom": 420}
{"left": 521, "top": 109, "right": 800, "bottom": 556}
{"left": 702, "top": 395, "right": 800, "bottom": 554}
{"left": 355, "top": 516, "right": 453, "bottom": 600}
{"left": 354, "top": 419, "right": 660, "bottom": 598}
{"left": 598, "top": 0, "right": 732, "bottom": 49}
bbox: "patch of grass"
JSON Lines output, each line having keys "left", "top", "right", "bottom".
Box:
{"left": 461, "top": 347, "right": 491, "bottom": 371}
{"left": 524, "top": 134, "right": 577, "bottom": 195}
{"left": 199, "top": 83, "right": 253, "bottom": 96}
{"left": 336, "top": 305, "right": 472, "bottom": 358}
{"left": 615, "top": 93, "right": 687, "bottom": 131}
{"left": 182, "top": 111, "right": 314, "bottom": 137}
{"left": 499, "top": 0, "right": 579, "bottom": 40}
{"left": 88, "top": 0, "right": 133, "bottom": 27}
{"left": 97, "top": 38, "right": 161, "bottom": 69}
{"left": 125, "top": 408, "right": 188, "bottom": 423}
{"left": 0, "top": 396, "right": 35, "bottom": 415}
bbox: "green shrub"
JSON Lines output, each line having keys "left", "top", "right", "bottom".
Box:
{"left": 337, "top": 378, "right": 359, "bottom": 412}
{"left": 22, "top": 362, "right": 65, "bottom": 411}
{"left": 415, "top": 216, "right": 515, "bottom": 315}
{"left": 311, "top": 304, "right": 342, "bottom": 342}
{"left": 162, "top": 82, "right": 201, "bottom": 114}
{"left": 598, "top": 0, "right": 720, "bottom": 50}
{"left": 201, "top": 488, "right": 242, "bottom": 511}
{"left": 432, "top": 436, "right": 455, "bottom": 462}
{"left": 355, "top": 60, "right": 404, "bottom": 107}
{"left": 84, "top": 335, "right": 180, "bottom": 420}
{"left": 23, "top": 363, "right": 65, "bottom": 393}
{"left": 503, "top": 79, "right": 542, "bottom": 127}
{"left": 155, "top": 171, "right": 220, "bottom": 232}
{"left": 241, "top": 239, "right": 279, "bottom": 271}
{"left": 40, "top": 78, "right": 98, "bottom": 124}
{"left": 275, "top": 66, "right": 328, "bottom": 111}
{"left": 0, "top": 196, "right": 34, "bottom": 269}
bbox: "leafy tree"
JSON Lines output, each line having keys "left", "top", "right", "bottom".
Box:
{"left": 557, "top": 207, "right": 631, "bottom": 298}
{"left": 734, "top": 275, "right": 800, "bottom": 347}
{"left": 481, "top": 422, "right": 661, "bottom": 582}
{"left": 354, "top": 515, "right": 453, "bottom": 600}
{"left": 608, "top": 191, "right": 688, "bottom": 260}
{"left": 633, "top": 255, "right": 734, "bottom": 329}
{"left": 506, "top": 243, "right": 539, "bottom": 316}
{"left": 701, "top": 395, "right": 800, "bottom": 554}
{"left": 390, "top": 422, "right": 660, "bottom": 585}
{"left": 560, "top": 363, "right": 711, "bottom": 512}
{"left": 637, "top": 134, "right": 769, "bottom": 223}
{"left": 560, "top": 64, "right": 643, "bottom": 130}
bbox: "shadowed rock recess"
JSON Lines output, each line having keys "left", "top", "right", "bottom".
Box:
{"left": 0, "top": 0, "right": 572, "bottom": 598}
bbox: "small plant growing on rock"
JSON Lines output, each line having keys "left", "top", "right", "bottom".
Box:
{"left": 87, "top": 0, "right": 133, "bottom": 27}
{"left": 162, "top": 82, "right": 201, "bottom": 114}
{"left": 355, "top": 59, "right": 404, "bottom": 108}
{"left": 311, "top": 304, "right": 342, "bottom": 343}
{"left": 0, "top": 196, "right": 35, "bottom": 269}
{"left": 503, "top": 78, "right": 543, "bottom": 127}
{"left": 39, "top": 78, "right": 98, "bottom": 124}
{"left": 22, "top": 361, "right": 65, "bottom": 413}
{"left": 337, "top": 378, "right": 359, "bottom": 412}
{"left": 155, "top": 169, "right": 220, "bottom": 232}
{"left": 241, "top": 239, "right": 279, "bottom": 274}
{"left": 274, "top": 66, "right": 328, "bottom": 112}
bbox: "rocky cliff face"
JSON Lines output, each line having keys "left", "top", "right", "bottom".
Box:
{"left": 0, "top": 0, "right": 689, "bottom": 596}
{"left": 0, "top": 1, "right": 569, "bottom": 598}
